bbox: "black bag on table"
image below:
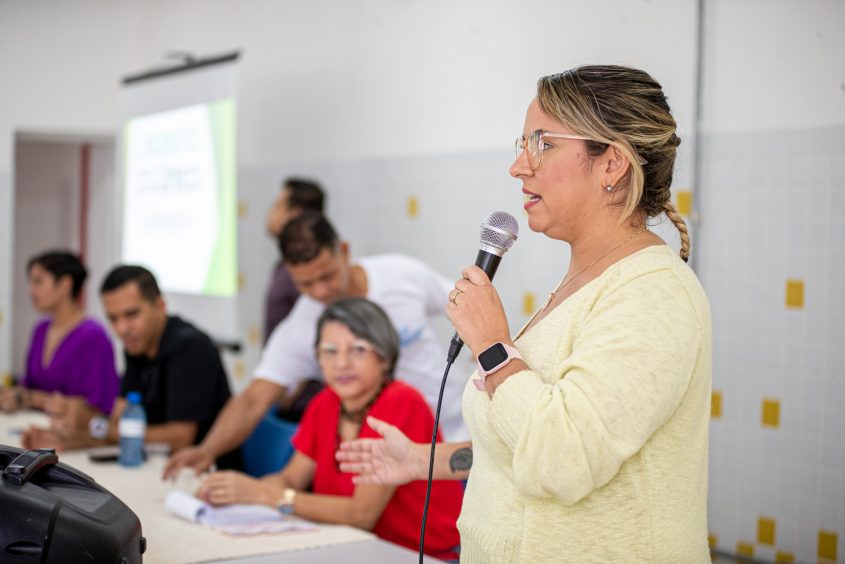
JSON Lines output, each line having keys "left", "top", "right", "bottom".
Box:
{"left": 0, "top": 445, "right": 146, "bottom": 563}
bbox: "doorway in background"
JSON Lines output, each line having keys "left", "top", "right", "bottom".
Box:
{"left": 11, "top": 132, "right": 116, "bottom": 378}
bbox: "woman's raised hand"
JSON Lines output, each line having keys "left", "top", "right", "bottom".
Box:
{"left": 447, "top": 265, "right": 512, "bottom": 355}
{"left": 336, "top": 416, "right": 425, "bottom": 486}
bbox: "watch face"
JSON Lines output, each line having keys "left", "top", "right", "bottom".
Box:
{"left": 479, "top": 343, "right": 509, "bottom": 371}
{"left": 279, "top": 504, "right": 294, "bottom": 515}
{"left": 89, "top": 416, "right": 109, "bottom": 440}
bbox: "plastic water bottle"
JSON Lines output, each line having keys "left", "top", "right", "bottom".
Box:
{"left": 118, "top": 391, "right": 146, "bottom": 467}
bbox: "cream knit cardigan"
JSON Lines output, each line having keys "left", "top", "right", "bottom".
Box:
{"left": 458, "top": 245, "right": 712, "bottom": 563}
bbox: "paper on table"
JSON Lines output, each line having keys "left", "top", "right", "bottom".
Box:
{"left": 165, "top": 490, "right": 208, "bottom": 523}
{"left": 164, "top": 490, "right": 316, "bottom": 536}
{"left": 165, "top": 490, "right": 279, "bottom": 525}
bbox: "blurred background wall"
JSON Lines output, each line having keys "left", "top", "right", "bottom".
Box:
{"left": 0, "top": 1, "right": 842, "bottom": 561}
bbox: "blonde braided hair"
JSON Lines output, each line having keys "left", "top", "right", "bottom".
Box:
{"left": 662, "top": 201, "right": 690, "bottom": 262}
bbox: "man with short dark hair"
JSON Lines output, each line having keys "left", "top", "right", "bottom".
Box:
{"left": 264, "top": 178, "right": 325, "bottom": 341}
{"left": 163, "top": 213, "right": 467, "bottom": 478}
{"left": 24, "top": 266, "right": 239, "bottom": 469}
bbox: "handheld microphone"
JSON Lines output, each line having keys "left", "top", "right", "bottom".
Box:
{"left": 446, "top": 211, "right": 519, "bottom": 362}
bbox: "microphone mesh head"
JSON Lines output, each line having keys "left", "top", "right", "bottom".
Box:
{"left": 480, "top": 211, "right": 519, "bottom": 252}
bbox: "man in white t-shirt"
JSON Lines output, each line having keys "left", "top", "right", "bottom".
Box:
{"left": 163, "top": 212, "right": 467, "bottom": 478}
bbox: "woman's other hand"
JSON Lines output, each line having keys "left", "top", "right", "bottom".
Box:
{"left": 47, "top": 395, "right": 97, "bottom": 436}
{"left": 196, "top": 470, "right": 280, "bottom": 507}
{"left": 21, "top": 426, "right": 65, "bottom": 450}
{"left": 336, "top": 416, "right": 425, "bottom": 486}
{"left": 447, "top": 265, "right": 512, "bottom": 354}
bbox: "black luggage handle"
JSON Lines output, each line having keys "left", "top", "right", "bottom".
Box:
{"left": 3, "top": 448, "right": 59, "bottom": 486}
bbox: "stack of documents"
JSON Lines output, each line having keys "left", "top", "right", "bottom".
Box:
{"left": 164, "top": 490, "right": 317, "bottom": 535}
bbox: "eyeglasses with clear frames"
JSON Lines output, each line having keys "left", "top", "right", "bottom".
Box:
{"left": 515, "top": 129, "right": 648, "bottom": 169}
{"left": 515, "top": 129, "right": 593, "bottom": 169}
{"left": 317, "top": 340, "right": 380, "bottom": 364}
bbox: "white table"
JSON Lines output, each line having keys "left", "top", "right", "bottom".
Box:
{"left": 1, "top": 412, "right": 444, "bottom": 563}
{"left": 220, "top": 541, "right": 442, "bottom": 563}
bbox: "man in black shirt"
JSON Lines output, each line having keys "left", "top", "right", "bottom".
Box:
{"left": 24, "top": 266, "right": 239, "bottom": 469}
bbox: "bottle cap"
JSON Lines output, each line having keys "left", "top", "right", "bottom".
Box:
{"left": 126, "top": 391, "right": 143, "bottom": 405}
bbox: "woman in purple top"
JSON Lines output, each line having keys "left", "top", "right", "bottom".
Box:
{"left": 0, "top": 251, "right": 119, "bottom": 415}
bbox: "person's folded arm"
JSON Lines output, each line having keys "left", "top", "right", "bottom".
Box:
{"left": 488, "top": 271, "right": 704, "bottom": 506}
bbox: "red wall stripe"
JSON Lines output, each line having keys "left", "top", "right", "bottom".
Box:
{"left": 79, "top": 143, "right": 90, "bottom": 307}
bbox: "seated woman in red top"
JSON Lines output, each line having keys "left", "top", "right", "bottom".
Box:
{"left": 198, "top": 297, "right": 462, "bottom": 559}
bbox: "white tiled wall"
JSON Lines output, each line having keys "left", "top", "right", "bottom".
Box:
{"left": 701, "top": 125, "right": 845, "bottom": 562}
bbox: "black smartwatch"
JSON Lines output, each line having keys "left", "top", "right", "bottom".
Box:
{"left": 474, "top": 342, "right": 522, "bottom": 390}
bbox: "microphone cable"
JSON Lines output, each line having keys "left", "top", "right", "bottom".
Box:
{"left": 418, "top": 354, "right": 454, "bottom": 564}
{"left": 418, "top": 211, "right": 518, "bottom": 562}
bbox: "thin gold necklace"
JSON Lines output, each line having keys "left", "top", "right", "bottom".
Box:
{"left": 539, "top": 227, "right": 648, "bottom": 312}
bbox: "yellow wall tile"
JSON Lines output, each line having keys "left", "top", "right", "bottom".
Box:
{"left": 248, "top": 325, "right": 260, "bottom": 347}
{"left": 676, "top": 190, "right": 693, "bottom": 216}
{"left": 708, "top": 534, "right": 717, "bottom": 549}
{"left": 757, "top": 516, "right": 776, "bottom": 545}
{"left": 234, "top": 360, "right": 246, "bottom": 382}
{"left": 774, "top": 550, "right": 794, "bottom": 562}
{"left": 818, "top": 530, "right": 838, "bottom": 560}
{"left": 711, "top": 391, "right": 722, "bottom": 419}
{"left": 406, "top": 196, "right": 418, "bottom": 218}
{"left": 785, "top": 279, "right": 804, "bottom": 309}
{"left": 762, "top": 398, "right": 780, "bottom": 428}
{"left": 523, "top": 292, "right": 536, "bottom": 316}
{"left": 737, "top": 541, "right": 754, "bottom": 557}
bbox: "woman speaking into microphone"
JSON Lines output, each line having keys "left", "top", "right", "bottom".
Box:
{"left": 337, "top": 65, "right": 712, "bottom": 563}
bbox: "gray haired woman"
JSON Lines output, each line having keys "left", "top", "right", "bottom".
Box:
{"left": 197, "top": 298, "right": 463, "bottom": 560}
